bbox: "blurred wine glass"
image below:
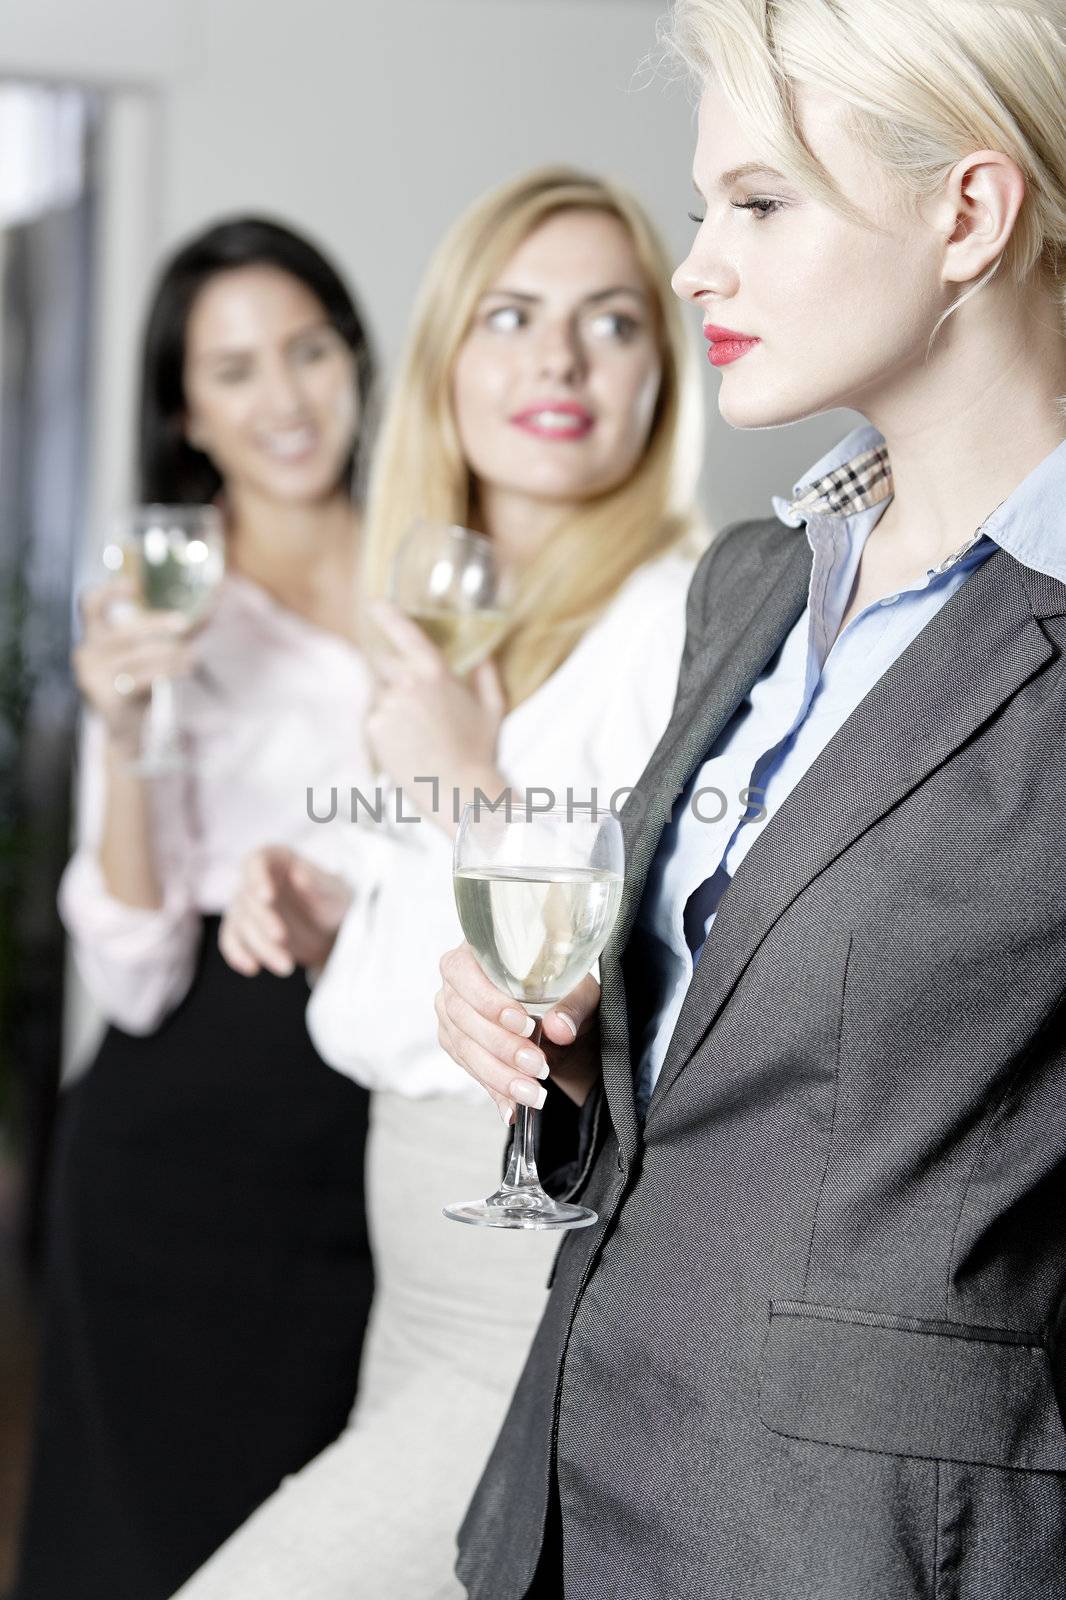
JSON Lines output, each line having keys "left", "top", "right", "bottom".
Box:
{"left": 102, "top": 504, "right": 225, "bottom": 775}
{"left": 388, "top": 521, "right": 513, "bottom": 676}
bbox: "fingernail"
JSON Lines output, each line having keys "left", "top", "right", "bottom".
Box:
{"left": 498, "top": 1102, "right": 514, "bottom": 1127}
{"left": 553, "top": 1011, "right": 578, "bottom": 1040}
{"left": 510, "top": 1078, "right": 546, "bottom": 1109}
{"left": 501, "top": 1007, "right": 535, "bottom": 1037}
{"left": 515, "top": 1047, "right": 549, "bottom": 1080}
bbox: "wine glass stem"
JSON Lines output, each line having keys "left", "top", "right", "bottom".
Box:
{"left": 146, "top": 674, "right": 178, "bottom": 751}
{"left": 504, "top": 1019, "right": 546, "bottom": 1191}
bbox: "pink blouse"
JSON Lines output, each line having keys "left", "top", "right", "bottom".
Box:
{"left": 59, "top": 573, "right": 375, "bottom": 1035}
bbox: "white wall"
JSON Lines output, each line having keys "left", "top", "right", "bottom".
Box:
{"left": 157, "top": 0, "right": 859, "bottom": 529}
{"left": 1, "top": 0, "right": 196, "bottom": 86}
{"left": 3, "top": 0, "right": 861, "bottom": 523}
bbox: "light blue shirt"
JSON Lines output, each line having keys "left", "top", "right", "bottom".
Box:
{"left": 633, "top": 423, "right": 1066, "bottom": 1121}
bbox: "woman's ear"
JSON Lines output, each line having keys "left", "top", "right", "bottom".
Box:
{"left": 935, "top": 149, "right": 1026, "bottom": 286}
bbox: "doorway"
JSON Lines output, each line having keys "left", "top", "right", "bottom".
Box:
{"left": 0, "top": 76, "right": 100, "bottom": 1588}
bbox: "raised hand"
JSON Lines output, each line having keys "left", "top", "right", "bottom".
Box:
{"left": 74, "top": 578, "right": 198, "bottom": 754}
{"left": 219, "top": 845, "right": 353, "bottom": 978}
{"left": 367, "top": 600, "right": 507, "bottom": 830}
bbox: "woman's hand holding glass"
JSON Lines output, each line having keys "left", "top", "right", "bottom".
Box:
{"left": 100, "top": 505, "right": 225, "bottom": 773}
{"left": 368, "top": 599, "right": 507, "bottom": 830}
{"left": 440, "top": 803, "right": 621, "bottom": 1229}
{"left": 219, "top": 845, "right": 353, "bottom": 978}
{"left": 74, "top": 577, "right": 200, "bottom": 758}
{"left": 436, "top": 946, "right": 602, "bottom": 1125}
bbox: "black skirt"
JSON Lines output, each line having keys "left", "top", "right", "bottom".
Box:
{"left": 15, "top": 918, "right": 373, "bottom": 1600}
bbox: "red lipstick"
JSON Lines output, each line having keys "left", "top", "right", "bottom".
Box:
{"left": 510, "top": 400, "right": 595, "bottom": 440}
{"left": 703, "top": 324, "right": 761, "bottom": 367}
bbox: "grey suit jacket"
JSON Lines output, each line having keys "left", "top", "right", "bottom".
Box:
{"left": 457, "top": 516, "right": 1066, "bottom": 1600}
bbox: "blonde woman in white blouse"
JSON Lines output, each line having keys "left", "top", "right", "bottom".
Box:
{"left": 16, "top": 219, "right": 379, "bottom": 1600}
{"left": 175, "top": 168, "right": 705, "bottom": 1600}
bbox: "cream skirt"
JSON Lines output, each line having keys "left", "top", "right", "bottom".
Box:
{"left": 173, "top": 1090, "right": 558, "bottom": 1600}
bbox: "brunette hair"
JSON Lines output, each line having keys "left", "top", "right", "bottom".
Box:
{"left": 137, "top": 215, "right": 376, "bottom": 503}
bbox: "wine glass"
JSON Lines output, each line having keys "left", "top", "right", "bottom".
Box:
{"left": 445, "top": 802, "right": 624, "bottom": 1231}
{"left": 102, "top": 505, "right": 225, "bottom": 775}
{"left": 388, "top": 521, "right": 513, "bottom": 676}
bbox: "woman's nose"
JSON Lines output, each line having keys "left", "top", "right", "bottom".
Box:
{"left": 672, "top": 229, "right": 736, "bottom": 306}
{"left": 261, "top": 359, "right": 308, "bottom": 419}
{"left": 671, "top": 250, "right": 701, "bottom": 303}
{"left": 535, "top": 320, "right": 585, "bottom": 384}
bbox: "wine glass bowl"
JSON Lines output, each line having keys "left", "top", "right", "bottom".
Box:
{"left": 452, "top": 865, "right": 622, "bottom": 1017}
{"left": 104, "top": 505, "right": 225, "bottom": 775}
{"left": 445, "top": 803, "right": 624, "bottom": 1232}
{"left": 104, "top": 510, "right": 225, "bottom": 619}
{"left": 388, "top": 521, "right": 513, "bottom": 676}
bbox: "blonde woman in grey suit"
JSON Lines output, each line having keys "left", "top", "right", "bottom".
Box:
{"left": 438, "top": 4, "right": 1066, "bottom": 1598}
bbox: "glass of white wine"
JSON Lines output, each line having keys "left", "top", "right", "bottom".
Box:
{"left": 445, "top": 802, "right": 624, "bottom": 1231}
{"left": 103, "top": 504, "right": 225, "bottom": 775}
{"left": 388, "top": 521, "right": 513, "bottom": 676}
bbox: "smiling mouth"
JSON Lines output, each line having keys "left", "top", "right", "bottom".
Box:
{"left": 510, "top": 407, "right": 595, "bottom": 440}
{"left": 259, "top": 426, "right": 319, "bottom": 460}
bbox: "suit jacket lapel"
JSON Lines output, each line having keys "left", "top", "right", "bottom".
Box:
{"left": 645, "top": 548, "right": 1056, "bottom": 1124}
{"left": 598, "top": 530, "right": 815, "bottom": 1160}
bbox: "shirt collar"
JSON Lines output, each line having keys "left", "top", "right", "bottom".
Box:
{"left": 772, "top": 424, "right": 890, "bottom": 529}
{"left": 773, "top": 424, "right": 1066, "bottom": 586}
{"left": 977, "top": 437, "right": 1066, "bottom": 584}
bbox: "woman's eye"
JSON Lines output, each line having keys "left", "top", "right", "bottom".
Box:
{"left": 731, "top": 197, "right": 782, "bottom": 219}
{"left": 213, "top": 366, "right": 251, "bottom": 384}
{"left": 485, "top": 305, "right": 525, "bottom": 333}
{"left": 688, "top": 210, "right": 706, "bottom": 226}
{"left": 588, "top": 311, "right": 640, "bottom": 342}
{"left": 294, "top": 340, "right": 330, "bottom": 364}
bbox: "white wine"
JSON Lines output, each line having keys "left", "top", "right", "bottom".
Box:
{"left": 454, "top": 865, "right": 623, "bottom": 1012}
{"left": 444, "top": 809, "right": 622, "bottom": 1230}
{"left": 121, "top": 531, "right": 224, "bottom": 616}
{"left": 407, "top": 607, "right": 507, "bottom": 675}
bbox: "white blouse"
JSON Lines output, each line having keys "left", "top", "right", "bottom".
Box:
{"left": 306, "top": 550, "right": 696, "bottom": 1101}
{"left": 60, "top": 573, "right": 376, "bottom": 1036}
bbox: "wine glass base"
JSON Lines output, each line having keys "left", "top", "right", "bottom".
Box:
{"left": 443, "top": 1188, "right": 598, "bottom": 1231}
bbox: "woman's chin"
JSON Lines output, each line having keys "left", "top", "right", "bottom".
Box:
{"left": 717, "top": 380, "right": 819, "bottom": 433}
{"left": 491, "top": 467, "right": 602, "bottom": 506}
{"left": 248, "top": 460, "right": 350, "bottom": 508}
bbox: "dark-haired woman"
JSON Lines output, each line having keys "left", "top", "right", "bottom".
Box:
{"left": 15, "top": 218, "right": 378, "bottom": 1600}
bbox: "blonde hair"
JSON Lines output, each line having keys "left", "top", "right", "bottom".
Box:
{"left": 664, "top": 0, "right": 1066, "bottom": 339}
{"left": 361, "top": 166, "right": 705, "bottom": 706}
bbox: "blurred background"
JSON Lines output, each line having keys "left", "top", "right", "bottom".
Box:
{"left": 0, "top": 0, "right": 858, "bottom": 1581}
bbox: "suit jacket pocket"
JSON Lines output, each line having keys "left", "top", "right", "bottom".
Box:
{"left": 759, "top": 1300, "right": 1066, "bottom": 1471}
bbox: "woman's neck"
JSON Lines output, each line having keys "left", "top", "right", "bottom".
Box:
{"left": 862, "top": 276, "right": 1066, "bottom": 571}
{"left": 473, "top": 482, "right": 572, "bottom": 573}
{"left": 225, "top": 486, "right": 361, "bottom": 640}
